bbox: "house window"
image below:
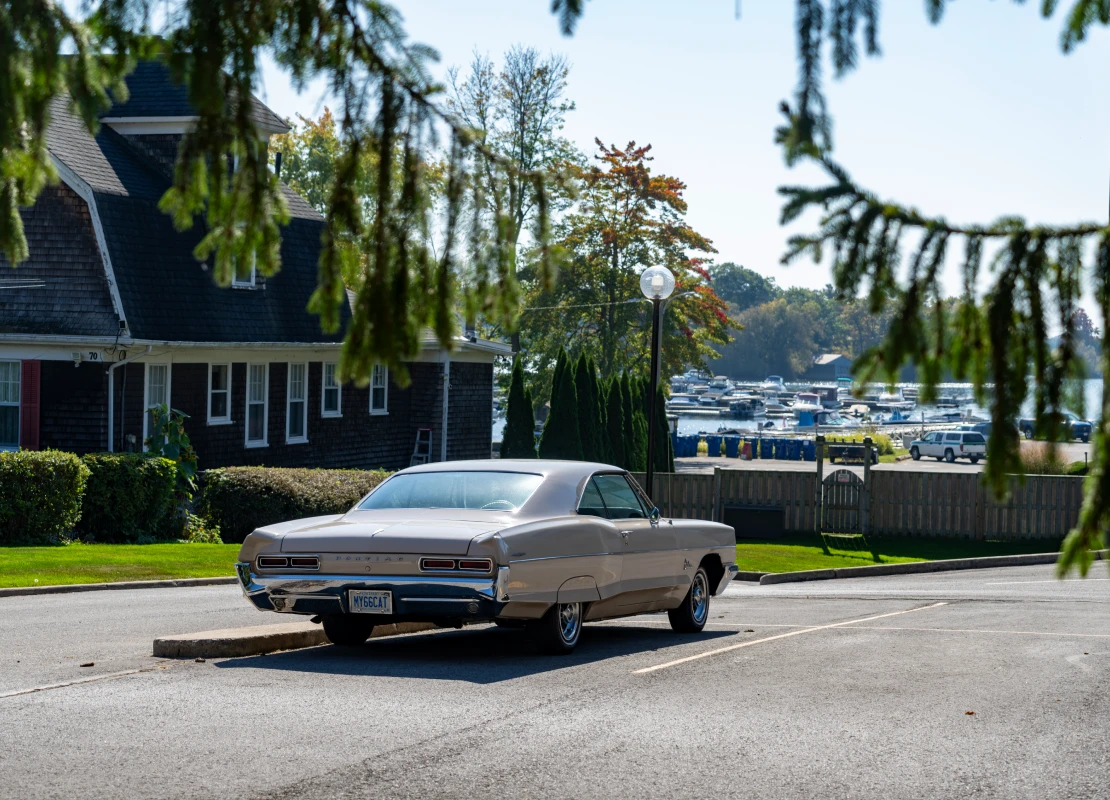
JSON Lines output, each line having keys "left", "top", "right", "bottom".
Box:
{"left": 286, "top": 363, "right": 308, "bottom": 444}
{"left": 232, "top": 254, "right": 256, "bottom": 287}
{"left": 370, "top": 365, "right": 388, "bottom": 415}
{"left": 144, "top": 363, "right": 170, "bottom": 448}
{"left": 208, "top": 364, "right": 231, "bottom": 424}
{"left": 245, "top": 364, "right": 268, "bottom": 447}
{"left": 322, "top": 363, "right": 342, "bottom": 417}
{"left": 0, "top": 361, "right": 19, "bottom": 450}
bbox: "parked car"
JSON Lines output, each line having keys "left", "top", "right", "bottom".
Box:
{"left": 1018, "top": 412, "right": 1091, "bottom": 443}
{"left": 909, "top": 430, "right": 987, "bottom": 463}
{"left": 235, "top": 460, "right": 740, "bottom": 654}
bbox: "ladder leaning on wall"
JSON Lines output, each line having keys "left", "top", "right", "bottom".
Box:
{"left": 410, "top": 428, "right": 433, "bottom": 466}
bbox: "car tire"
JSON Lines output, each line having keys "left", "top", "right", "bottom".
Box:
{"left": 530, "top": 602, "right": 582, "bottom": 654}
{"left": 1024, "top": 428, "right": 1033, "bottom": 440}
{"left": 910, "top": 446, "right": 920, "bottom": 461}
{"left": 970, "top": 456, "right": 980, "bottom": 464}
{"left": 322, "top": 615, "right": 373, "bottom": 647}
{"left": 1082, "top": 435, "right": 1090, "bottom": 444}
{"left": 668, "top": 567, "right": 710, "bottom": 633}
{"left": 944, "top": 449, "right": 955, "bottom": 463}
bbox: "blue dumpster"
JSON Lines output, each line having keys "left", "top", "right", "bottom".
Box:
{"left": 802, "top": 439, "right": 816, "bottom": 461}
{"left": 791, "top": 439, "right": 803, "bottom": 460}
{"left": 775, "top": 439, "right": 787, "bottom": 460}
{"left": 684, "top": 435, "right": 699, "bottom": 458}
{"left": 747, "top": 437, "right": 761, "bottom": 459}
{"left": 671, "top": 431, "right": 679, "bottom": 455}
{"left": 724, "top": 435, "right": 740, "bottom": 458}
{"left": 705, "top": 435, "right": 723, "bottom": 457}
{"left": 761, "top": 438, "right": 775, "bottom": 459}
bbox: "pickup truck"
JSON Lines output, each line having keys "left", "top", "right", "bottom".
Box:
{"left": 1018, "top": 412, "right": 1091, "bottom": 443}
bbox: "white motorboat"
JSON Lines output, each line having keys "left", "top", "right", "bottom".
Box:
{"left": 791, "top": 392, "right": 824, "bottom": 419}
{"left": 707, "top": 376, "right": 731, "bottom": 391}
{"left": 760, "top": 375, "right": 786, "bottom": 393}
{"left": 876, "top": 388, "right": 916, "bottom": 412}
{"left": 790, "top": 409, "right": 863, "bottom": 432}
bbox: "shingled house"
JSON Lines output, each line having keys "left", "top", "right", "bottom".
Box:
{"left": 0, "top": 62, "right": 507, "bottom": 468}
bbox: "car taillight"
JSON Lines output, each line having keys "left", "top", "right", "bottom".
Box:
{"left": 258, "top": 556, "right": 288, "bottom": 568}
{"left": 421, "top": 558, "right": 456, "bottom": 571}
{"left": 289, "top": 556, "right": 319, "bottom": 569}
{"left": 458, "top": 559, "right": 493, "bottom": 572}
{"left": 960, "top": 444, "right": 965, "bottom": 451}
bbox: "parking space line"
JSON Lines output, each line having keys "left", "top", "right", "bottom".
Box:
{"left": 984, "top": 578, "right": 1110, "bottom": 585}
{"left": 838, "top": 625, "right": 1110, "bottom": 639}
{"left": 633, "top": 602, "right": 948, "bottom": 674}
{"left": 0, "top": 662, "right": 179, "bottom": 701}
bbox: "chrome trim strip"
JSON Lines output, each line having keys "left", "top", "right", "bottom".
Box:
{"left": 495, "top": 566, "right": 511, "bottom": 602}
{"left": 509, "top": 552, "right": 614, "bottom": 563}
{"left": 246, "top": 571, "right": 499, "bottom": 600}
{"left": 404, "top": 597, "right": 473, "bottom": 603}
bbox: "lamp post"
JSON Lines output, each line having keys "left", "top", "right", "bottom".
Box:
{"left": 640, "top": 266, "right": 676, "bottom": 498}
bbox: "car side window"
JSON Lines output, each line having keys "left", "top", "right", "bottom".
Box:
{"left": 945, "top": 433, "right": 961, "bottom": 442}
{"left": 924, "top": 432, "right": 937, "bottom": 443}
{"left": 577, "top": 479, "right": 608, "bottom": 518}
{"left": 592, "top": 474, "right": 647, "bottom": 520}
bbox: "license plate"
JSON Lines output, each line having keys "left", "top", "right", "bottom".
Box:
{"left": 349, "top": 590, "right": 392, "bottom": 614}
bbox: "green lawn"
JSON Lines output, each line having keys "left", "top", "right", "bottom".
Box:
{"left": 737, "top": 533, "right": 1061, "bottom": 574}
{"left": 0, "top": 543, "right": 241, "bottom": 588}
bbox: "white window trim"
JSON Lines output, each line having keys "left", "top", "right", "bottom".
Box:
{"left": 0, "top": 360, "right": 20, "bottom": 452}
{"left": 245, "top": 363, "right": 269, "bottom": 449}
{"left": 142, "top": 361, "right": 172, "bottom": 451}
{"left": 207, "top": 363, "right": 233, "bottom": 425}
{"left": 321, "top": 362, "right": 342, "bottom": 418}
{"left": 369, "top": 364, "right": 389, "bottom": 416}
{"left": 231, "top": 253, "right": 257, "bottom": 288}
{"left": 286, "top": 363, "right": 309, "bottom": 445}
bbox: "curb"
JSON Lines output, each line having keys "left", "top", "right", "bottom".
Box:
{"left": 153, "top": 620, "right": 439, "bottom": 659}
{"left": 735, "top": 571, "right": 768, "bottom": 582}
{"left": 0, "top": 576, "right": 238, "bottom": 599}
{"left": 758, "top": 550, "right": 1108, "bottom": 585}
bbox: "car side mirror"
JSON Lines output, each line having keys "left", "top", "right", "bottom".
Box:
{"left": 649, "top": 507, "right": 661, "bottom": 525}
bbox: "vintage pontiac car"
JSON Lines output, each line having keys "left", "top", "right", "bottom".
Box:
{"left": 236, "top": 460, "right": 739, "bottom": 653}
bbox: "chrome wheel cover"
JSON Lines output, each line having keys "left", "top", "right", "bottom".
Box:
{"left": 559, "top": 602, "right": 581, "bottom": 643}
{"left": 690, "top": 572, "right": 709, "bottom": 624}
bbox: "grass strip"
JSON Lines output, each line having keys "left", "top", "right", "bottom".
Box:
{"left": 0, "top": 543, "right": 240, "bottom": 588}
{"left": 736, "top": 534, "right": 1061, "bottom": 574}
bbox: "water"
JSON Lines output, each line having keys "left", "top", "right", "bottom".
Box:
{"left": 491, "top": 379, "right": 1105, "bottom": 441}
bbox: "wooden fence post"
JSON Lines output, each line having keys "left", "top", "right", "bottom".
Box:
{"left": 712, "top": 466, "right": 722, "bottom": 522}
{"left": 815, "top": 434, "right": 825, "bottom": 534}
{"left": 862, "top": 436, "right": 872, "bottom": 536}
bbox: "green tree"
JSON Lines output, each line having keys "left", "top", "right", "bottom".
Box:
{"left": 500, "top": 357, "right": 536, "bottom": 459}
{"left": 716, "top": 298, "right": 821, "bottom": 379}
{"left": 650, "top": 385, "right": 674, "bottom": 475}
{"left": 520, "top": 140, "right": 732, "bottom": 380}
{"left": 573, "top": 355, "right": 603, "bottom": 462}
{"left": 604, "top": 375, "right": 626, "bottom": 469}
{"left": 447, "top": 46, "right": 580, "bottom": 349}
{"left": 621, "top": 373, "right": 647, "bottom": 471}
{"left": 538, "top": 356, "right": 582, "bottom": 460}
{"left": 709, "top": 263, "right": 782, "bottom": 313}
{"left": 589, "top": 357, "right": 610, "bottom": 463}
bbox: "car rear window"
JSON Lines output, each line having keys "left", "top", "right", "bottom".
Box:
{"left": 359, "top": 471, "right": 543, "bottom": 512}
{"left": 962, "top": 433, "right": 986, "bottom": 444}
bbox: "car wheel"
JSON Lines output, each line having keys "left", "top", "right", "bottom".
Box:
{"left": 531, "top": 602, "right": 582, "bottom": 654}
{"left": 1024, "top": 428, "right": 1033, "bottom": 440}
{"left": 970, "top": 456, "right": 980, "bottom": 464}
{"left": 944, "top": 449, "right": 955, "bottom": 463}
{"left": 910, "top": 446, "right": 920, "bottom": 461}
{"left": 1082, "top": 435, "right": 1090, "bottom": 444}
{"left": 322, "top": 615, "right": 373, "bottom": 647}
{"left": 669, "top": 567, "right": 710, "bottom": 633}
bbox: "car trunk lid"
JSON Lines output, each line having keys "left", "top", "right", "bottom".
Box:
{"left": 279, "top": 516, "right": 505, "bottom": 555}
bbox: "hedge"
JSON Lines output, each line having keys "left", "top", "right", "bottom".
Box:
{"left": 78, "top": 453, "right": 178, "bottom": 542}
{"left": 0, "top": 450, "right": 89, "bottom": 545}
{"left": 199, "top": 467, "right": 390, "bottom": 543}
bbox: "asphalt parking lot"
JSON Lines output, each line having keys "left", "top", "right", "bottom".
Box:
{"left": 1, "top": 565, "right": 1107, "bottom": 799}
{"left": 676, "top": 440, "right": 1092, "bottom": 475}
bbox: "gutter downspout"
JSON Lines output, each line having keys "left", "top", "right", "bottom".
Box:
{"left": 440, "top": 358, "right": 450, "bottom": 462}
{"left": 108, "top": 346, "right": 152, "bottom": 452}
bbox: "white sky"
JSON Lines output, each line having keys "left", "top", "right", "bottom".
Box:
{"left": 222, "top": 2, "right": 1110, "bottom": 306}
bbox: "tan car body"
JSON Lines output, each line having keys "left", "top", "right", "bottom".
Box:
{"left": 236, "top": 460, "right": 739, "bottom": 624}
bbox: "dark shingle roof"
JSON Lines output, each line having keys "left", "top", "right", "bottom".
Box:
{"left": 103, "top": 61, "right": 290, "bottom": 133}
{"left": 45, "top": 96, "right": 345, "bottom": 344}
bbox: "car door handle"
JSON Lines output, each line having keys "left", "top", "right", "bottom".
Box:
{"left": 620, "top": 530, "right": 633, "bottom": 542}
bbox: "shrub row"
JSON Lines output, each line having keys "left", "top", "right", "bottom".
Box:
{"left": 0, "top": 451, "right": 181, "bottom": 546}
{"left": 198, "top": 467, "right": 390, "bottom": 543}
{"left": 0, "top": 450, "right": 90, "bottom": 545}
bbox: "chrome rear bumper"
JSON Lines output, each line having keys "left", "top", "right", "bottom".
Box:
{"left": 235, "top": 562, "right": 511, "bottom": 618}
{"left": 715, "top": 563, "right": 740, "bottom": 595}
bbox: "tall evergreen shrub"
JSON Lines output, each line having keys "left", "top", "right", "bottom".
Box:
{"left": 620, "top": 373, "right": 643, "bottom": 471}
{"left": 539, "top": 355, "right": 583, "bottom": 460}
{"left": 501, "top": 357, "right": 536, "bottom": 458}
{"left": 574, "top": 355, "right": 602, "bottom": 461}
{"left": 605, "top": 376, "right": 626, "bottom": 469}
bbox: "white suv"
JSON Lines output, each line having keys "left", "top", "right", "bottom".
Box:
{"left": 909, "top": 430, "right": 986, "bottom": 464}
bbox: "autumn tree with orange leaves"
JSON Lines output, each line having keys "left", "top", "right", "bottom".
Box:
{"left": 519, "top": 140, "right": 732, "bottom": 404}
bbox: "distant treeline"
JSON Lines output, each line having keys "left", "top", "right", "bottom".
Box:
{"left": 706, "top": 263, "right": 1103, "bottom": 380}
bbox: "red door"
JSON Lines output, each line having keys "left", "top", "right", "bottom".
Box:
{"left": 20, "top": 360, "right": 40, "bottom": 450}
